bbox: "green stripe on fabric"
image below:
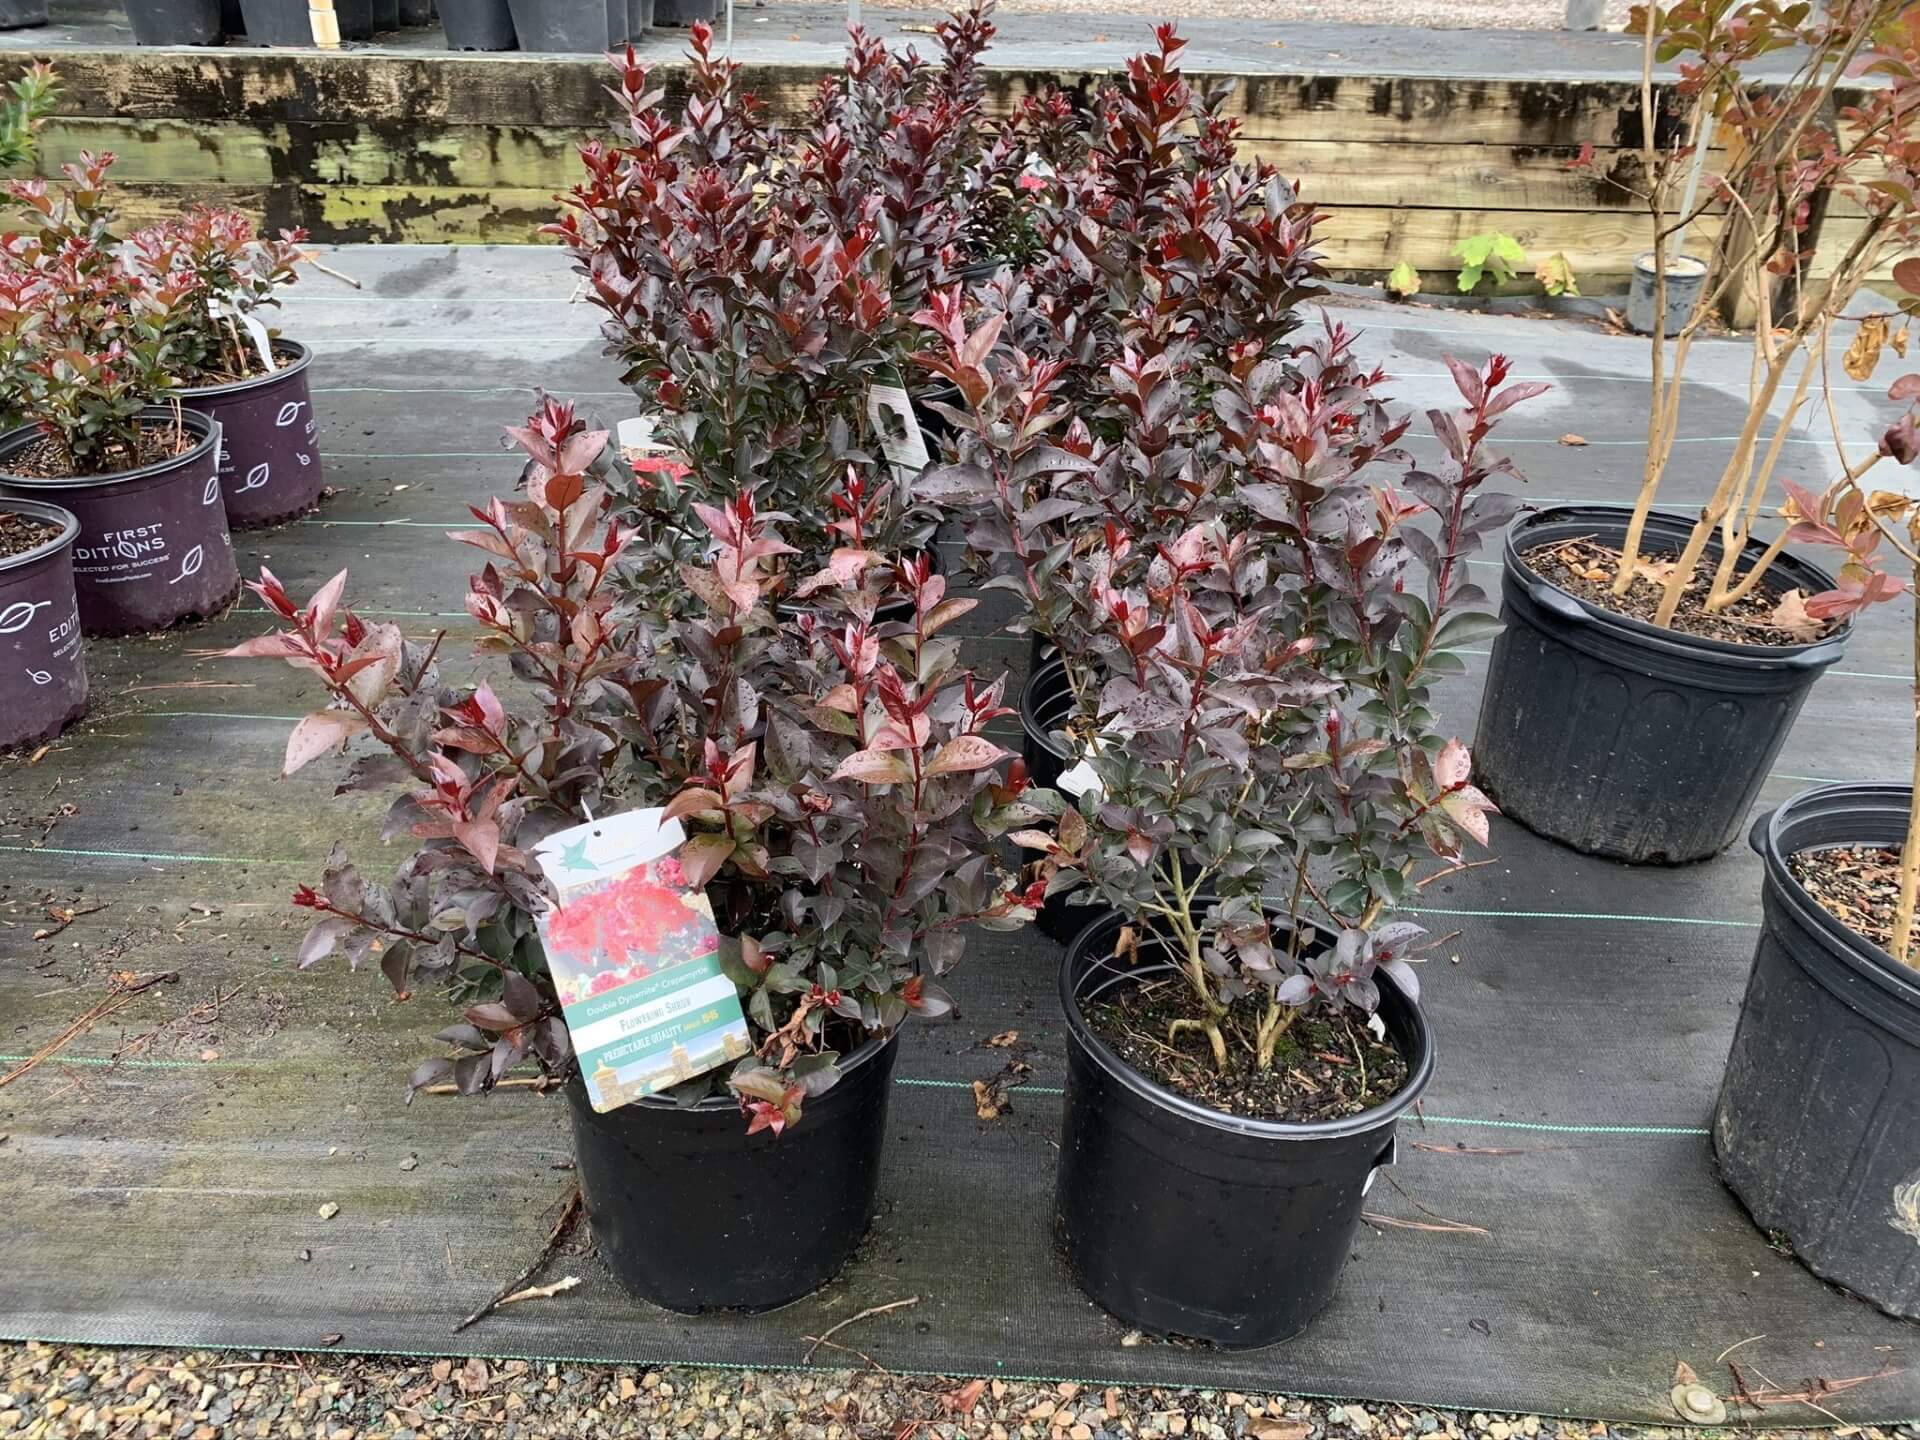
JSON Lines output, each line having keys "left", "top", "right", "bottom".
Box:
{"left": 0, "top": 1059, "right": 1712, "bottom": 1140}
{"left": 1407, "top": 905, "right": 1757, "bottom": 928}
{"left": 891, "top": 1079, "right": 1709, "bottom": 1135}
{"left": 0, "top": 844, "right": 304, "bottom": 866}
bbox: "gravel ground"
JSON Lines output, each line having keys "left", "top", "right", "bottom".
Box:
{"left": 785, "top": 0, "right": 1635, "bottom": 30}
{"left": 5, "top": 1344, "right": 1917, "bottom": 1440}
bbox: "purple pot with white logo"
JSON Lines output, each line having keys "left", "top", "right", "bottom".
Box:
{"left": 178, "top": 340, "right": 326, "bottom": 529}
{"left": 0, "top": 498, "right": 87, "bottom": 750}
{"left": 0, "top": 411, "right": 240, "bottom": 636}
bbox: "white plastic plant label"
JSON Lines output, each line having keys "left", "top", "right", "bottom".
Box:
{"left": 866, "top": 375, "right": 930, "bottom": 477}
{"left": 207, "top": 299, "right": 277, "bottom": 373}
{"left": 615, "top": 415, "right": 659, "bottom": 452}
{"left": 532, "top": 807, "right": 750, "bottom": 1114}
{"left": 1057, "top": 735, "right": 1108, "bottom": 803}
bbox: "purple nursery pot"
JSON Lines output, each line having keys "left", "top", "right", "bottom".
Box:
{"left": 0, "top": 498, "right": 87, "bottom": 750}
{"left": 0, "top": 411, "right": 241, "bottom": 636}
{"left": 179, "top": 341, "right": 326, "bottom": 529}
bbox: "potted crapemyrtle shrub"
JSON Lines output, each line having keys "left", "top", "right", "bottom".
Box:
{"left": 960, "top": 328, "right": 1540, "bottom": 1337}
{"left": 1472, "top": 0, "right": 1919, "bottom": 864}
{"left": 551, "top": 14, "right": 1007, "bottom": 567}
{"left": 1714, "top": 372, "right": 1920, "bottom": 1320}
{"left": 125, "top": 208, "right": 327, "bottom": 528}
{"left": 0, "top": 496, "right": 86, "bottom": 749}
{"left": 0, "top": 157, "right": 238, "bottom": 635}
{"left": 227, "top": 401, "right": 1042, "bottom": 1313}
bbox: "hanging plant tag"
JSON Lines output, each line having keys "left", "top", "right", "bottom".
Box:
{"left": 866, "top": 368, "right": 930, "bottom": 478}
{"left": 532, "top": 807, "right": 749, "bottom": 1114}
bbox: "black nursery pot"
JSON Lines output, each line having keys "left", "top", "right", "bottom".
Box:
{"left": 1472, "top": 505, "right": 1847, "bottom": 865}
{"left": 1714, "top": 784, "right": 1920, "bottom": 1321}
{"left": 504, "top": 0, "right": 628, "bottom": 48}
{"left": 564, "top": 1031, "right": 898, "bottom": 1312}
{"left": 126, "top": 0, "right": 225, "bottom": 44}
{"left": 1056, "top": 912, "right": 1433, "bottom": 1346}
{"left": 179, "top": 341, "right": 326, "bottom": 529}
{"left": 0, "top": 412, "right": 239, "bottom": 636}
{"left": 650, "top": 0, "right": 711, "bottom": 22}
{"left": 236, "top": 0, "right": 310, "bottom": 43}
{"left": 438, "top": 0, "right": 514, "bottom": 45}
{"left": 0, "top": 0, "right": 48, "bottom": 27}
{"left": 1019, "top": 655, "right": 1107, "bottom": 942}
{"left": 0, "top": 500, "right": 87, "bottom": 751}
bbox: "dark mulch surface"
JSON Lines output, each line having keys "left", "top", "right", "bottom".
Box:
{"left": 1521, "top": 537, "right": 1831, "bottom": 646}
{"left": 0, "top": 510, "right": 59, "bottom": 559}
{"left": 1, "top": 425, "right": 196, "bottom": 481}
{"left": 1086, "top": 973, "right": 1409, "bottom": 1123}
{"left": 1790, "top": 844, "right": 1915, "bottom": 961}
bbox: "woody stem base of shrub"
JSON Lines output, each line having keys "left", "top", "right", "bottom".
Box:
{"left": 1054, "top": 913, "right": 1431, "bottom": 1348}
{"left": 1715, "top": 784, "right": 1920, "bottom": 1321}
{"left": 563, "top": 1031, "right": 898, "bottom": 1313}
{"left": 1472, "top": 505, "right": 1848, "bottom": 865}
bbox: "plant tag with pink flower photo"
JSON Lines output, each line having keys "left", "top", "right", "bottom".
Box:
{"left": 532, "top": 807, "right": 749, "bottom": 1114}
{"left": 866, "top": 367, "right": 929, "bottom": 479}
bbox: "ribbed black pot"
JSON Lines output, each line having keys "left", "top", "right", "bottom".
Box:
{"left": 235, "top": 0, "right": 307, "bottom": 43}
{"left": 1019, "top": 655, "right": 1110, "bottom": 941}
{"left": 564, "top": 1031, "right": 898, "bottom": 1312}
{"left": 1473, "top": 505, "right": 1847, "bottom": 864}
{"left": 126, "top": 0, "right": 224, "bottom": 43}
{"left": 179, "top": 341, "right": 326, "bottom": 529}
{"left": 438, "top": 0, "right": 513, "bottom": 44}
{"left": 1715, "top": 784, "right": 1920, "bottom": 1320}
{"left": 0, "top": 499, "right": 87, "bottom": 751}
{"left": 1057, "top": 912, "right": 1433, "bottom": 1346}
{"left": 504, "top": 0, "right": 629, "bottom": 47}
{"left": 0, "top": 413, "right": 239, "bottom": 636}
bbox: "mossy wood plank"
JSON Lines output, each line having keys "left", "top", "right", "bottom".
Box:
{"left": 36, "top": 115, "right": 593, "bottom": 191}
{"left": 7, "top": 49, "right": 1720, "bottom": 147}
{"left": 43, "top": 112, "right": 1707, "bottom": 217}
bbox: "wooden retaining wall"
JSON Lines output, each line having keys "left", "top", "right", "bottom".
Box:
{"left": 3, "top": 48, "right": 1887, "bottom": 289}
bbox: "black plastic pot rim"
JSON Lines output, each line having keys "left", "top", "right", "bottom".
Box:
{"left": 1507, "top": 504, "right": 1850, "bottom": 672}
{"left": 0, "top": 497, "right": 79, "bottom": 574}
{"left": 1751, "top": 782, "right": 1920, "bottom": 997}
{"left": 0, "top": 410, "right": 221, "bottom": 490}
{"left": 1061, "top": 914, "right": 1434, "bottom": 1143}
{"left": 582, "top": 1027, "right": 898, "bottom": 1116}
{"left": 172, "top": 339, "right": 313, "bottom": 401}
{"left": 1020, "top": 655, "right": 1073, "bottom": 762}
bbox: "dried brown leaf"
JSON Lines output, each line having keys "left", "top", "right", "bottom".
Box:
{"left": 1844, "top": 316, "right": 1889, "bottom": 382}
{"left": 1769, "top": 588, "right": 1823, "bottom": 642}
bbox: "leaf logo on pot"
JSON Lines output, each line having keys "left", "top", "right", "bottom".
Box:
{"left": 275, "top": 402, "right": 306, "bottom": 428}
{"left": 0, "top": 599, "right": 50, "bottom": 635}
{"left": 203, "top": 474, "right": 222, "bottom": 506}
{"left": 167, "top": 545, "right": 205, "bottom": 586}
{"left": 26, "top": 667, "right": 52, "bottom": 686}
{"left": 238, "top": 463, "right": 270, "bottom": 493}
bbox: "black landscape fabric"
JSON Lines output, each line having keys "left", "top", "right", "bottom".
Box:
{"left": 3, "top": 248, "right": 1917, "bottom": 1425}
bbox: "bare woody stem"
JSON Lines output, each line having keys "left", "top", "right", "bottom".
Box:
{"left": 1893, "top": 540, "right": 1920, "bottom": 969}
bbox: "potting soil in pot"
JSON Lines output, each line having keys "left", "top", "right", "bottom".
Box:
{"left": 1789, "top": 845, "right": 1908, "bottom": 955}
{"left": 1085, "top": 977, "right": 1410, "bottom": 1122}
{"left": 1521, "top": 536, "right": 1829, "bottom": 645}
